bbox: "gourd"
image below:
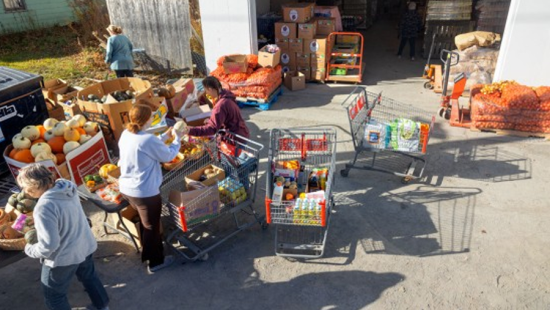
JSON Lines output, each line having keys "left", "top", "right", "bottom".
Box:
{"left": 13, "top": 149, "right": 34, "bottom": 163}
{"left": 43, "top": 118, "right": 59, "bottom": 130}
{"left": 83, "top": 122, "right": 99, "bottom": 135}
{"left": 52, "top": 122, "right": 67, "bottom": 136}
{"left": 30, "top": 143, "right": 52, "bottom": 157}
{"left": 36, "top": 125, "right": 47, "bottom": 139}
{"left": 44, "top": 130, "right": 55, "bottom": 142}
{"left": 34, "top": 151, "right": 57, "bottom": 164}
{"left": 66, "top": 118, "right": 80, "bottom": 129}
{"left": 63, "top": 141, "right": 80, "bottom": 155}
{"left": 55, "top": 153, "right": 66, "bottom": 164}
{"left": 72, "top": 115, "right": 87, "bottom": 127}
{"left": 79, "top": 134, "right": 92, "bottom": 144}
{"left": 21, "top": 126, "right": 40, "bottom": 141}
{"left": 63, "top": 128, "right": 81, "bottom": 142}
{"left": 13, "top": 137, "right": 31, "bottom": 149}
{"left": 47, "top": 136, "right": 66, "bottom": 154}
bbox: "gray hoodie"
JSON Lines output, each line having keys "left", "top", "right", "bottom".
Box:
{"left": 24, "top": 179, "right": 97, "bottom": 267}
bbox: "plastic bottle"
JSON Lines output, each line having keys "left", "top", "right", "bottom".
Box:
{"left": 272, "top": 182, "right": 284, "bottom": 205}
{"left": 301, "top": 198, "right": 310, "bottom": 224}
{"left": 308, "top": 200, "right": 316, "bottom": 225}
{"left": 319, "top": 171, "right": 327, "bottom": 191}
{"left": 293, "top": 199, "right": 302, "bottom": 224}
{"left": 315, "top": 199, "right": 323, "bottom": 225}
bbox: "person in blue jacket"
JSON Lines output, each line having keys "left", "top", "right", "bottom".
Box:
{"left": 105, "top": 25, "right": 134, "bottom": 78}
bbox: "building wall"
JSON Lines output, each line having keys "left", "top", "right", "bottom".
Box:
{"left": 0, "top": 0, "right": 75, "bottom": 34}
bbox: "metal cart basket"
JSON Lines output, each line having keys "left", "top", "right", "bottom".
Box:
{"left": 160, "top": 131, "right": 265, "bottom": 262}
{"left": 341, "top": 87, "right": 435, "bottom": 183}
{"left": 265, "top": 128, "right": 337, "bottom": 258}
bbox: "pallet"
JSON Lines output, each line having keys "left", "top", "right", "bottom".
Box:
{"left": 471, "top": 127, "right": 550, "bottom": 140}
{"left": 236, "top": 87, "right": 282, "bottom": 111}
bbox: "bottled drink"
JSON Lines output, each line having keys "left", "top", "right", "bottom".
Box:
{"left": 308, "top": 200, "right": 316, "bottom": 225}
{"left": 293, "top": 199, "right": 302, "bottom": 224}
{"left": 301, "top": 198, "right": 310, "bottom": 224}
{"left": 272, "top": 182, "right": 284, "bottom": 205}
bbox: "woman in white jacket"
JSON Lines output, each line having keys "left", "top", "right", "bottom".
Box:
{"left": 18, "top": 164, "right": 109, "bottom": 310}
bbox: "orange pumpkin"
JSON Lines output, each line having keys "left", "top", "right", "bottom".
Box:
{"left": 13, "top": 149, "right": 34, "bottom": 163}
{"left": 9, "top": 148, "right": 19, "bottom": 159}
{"left": 31, "top": 138, "right": 46, "bottom": 146}
{"left": 75, "top": 127, "right": 86, "bottom": 136}
{"left": 48, "top": 136, "right": 66, "bottom": 154}
{"left": 55, "top": 153, "right": 66, "bottom": 164}
{"left": 36, "top": 125, "right": 47, "bottom": 139}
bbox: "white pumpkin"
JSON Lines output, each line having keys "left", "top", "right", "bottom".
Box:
{"left": 174, "top": 120, "right": 188, "bottom": 136}
{"left": 43, "top": 118, "right": 59, "bottom": 131}
{"left": 83, "top": 122, "right": 99, "bottom": 135}
{"left": 13, "top": 137, "right": 31, "bottom": 149}
{"left": 63, "top": 128, "right": 81, "bottom": 142}
{"left": 21, "top": 126, "right": 40, "bottom": 141}
{"left": 44, "top": 130, "right": 55, "bottom": 142}
{"left": 34, "top": 152, "right": 57, "bottom": 164}
{"left": 52, "top": 122, "right": 67, "bottom": 137}
{"left": 12, "top": 133, "right": 23, "bottom": 143}
{"left": 63, "top": 141, "right": 80, "bottom": 155}
{"left": 66, "top": 118, "right": 80, "bottom": 129}
{"left": 79, "top": 134, "right": 92, "bottom": 144}
{"left": 30, "top": 143, "right": 52, "bottom": 158}
{"left": 72, "top": 115, "right": 87, "bottom": 127}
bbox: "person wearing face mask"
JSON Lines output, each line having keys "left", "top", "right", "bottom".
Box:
{"left": 117, "top": 101, "right": 182, "bottom": 273}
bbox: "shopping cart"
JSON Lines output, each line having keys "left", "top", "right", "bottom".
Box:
{"left": 340, "top": 87, "right": 435, "bottom": 184}
{"left": 265, "top": 128, "right": 337, "bottom": 258}
{"left": 160, "top": 131, "right": 265, "bottom": 262}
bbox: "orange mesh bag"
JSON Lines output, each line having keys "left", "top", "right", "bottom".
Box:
{"left": 534, "top": 86, "right": 550, "bottom": 111}
{"left": 500, "top": 84, "right": 539, "bottom": 110}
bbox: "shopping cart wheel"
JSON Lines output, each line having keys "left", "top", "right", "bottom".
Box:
{"left": 401, "top": 177, "right": 412, "bottom": 184}
{"left": 340, "top": 169, "right": 349, "bottom": 177}
{"left": 424, "top": 81, "right": 434, "bottom": 90}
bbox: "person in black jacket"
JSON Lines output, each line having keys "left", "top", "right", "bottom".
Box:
{"left": 397, "top": 2, "right": 422, "bottom": 61}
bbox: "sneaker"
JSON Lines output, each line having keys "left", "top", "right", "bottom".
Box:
{"left": 85, "top": 305, "right": 109, "bottom": 310}
{"left": 147, "top": 255, "right": 175, "bottom": 273}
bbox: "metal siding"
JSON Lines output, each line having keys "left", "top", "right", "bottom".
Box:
{"left": 0, "top": 0, "right": 75, "bottom": 33}
{"left": 106, "top": 0, "right": 193, "bottom": 73}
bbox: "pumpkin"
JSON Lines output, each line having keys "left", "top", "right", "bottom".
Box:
{"left": 63, "top": 141, "right": 80, "bottom": 154}
{"left": 13, "top": 149, "right": 34, "bottom": 163}
{"left": 83, "top": 122, "right": 99, "bottom": 135}
{"left": 99, "top": 164, "right": 118, "bottom": 178}
{"left": 79, "top": 134, "right": 92, "bottom": 144}
{"left": 66, "top": 118, "right": 80, "bottom": 129}
{"left": 30, "top": 143, "right": 52, "bottom": 157}
{"left": 36, "top": 125, "right": 47, "bottom": 139}
{"left": 47, "top": 136, "right": 66, "bottom": 154}
{"left": 31, "top": 138, "right": 46, "bottom": 146}
{"left": 34, "top": 151, "right": 57, "bottom": 164}
{"left": 75, "top": 127, "right": 86, "bottom": 136}
{"left": 44, "top": 130, "right": 55, "bottom": 142}
{"left": 55, "top": 153, "right": 66, "bottom": 164}
{"left": 52, "top": 122, "right": 67, "bottom": 136}
{"left": 11, "top": 133, "right": 23, "bottom": 143}
{"left": 43, "top": 118, "right": 59, "bottom": 130}
{"left": 13, "top": 137, "right": 31, "bottom": 149}
{"left": 63, "top": 128, "right": 81, "bottom": 142}
{"left": 25, "top": 229, "right": 38, "bottom": 245}
{"left": 72, "top": 115, "right": 87, "bottom": 127}
{"left": 21, "top": 126, "right": 40, "bottom": 141}
{"left": 9, "top": 148, "right": 19, "bottom": 159}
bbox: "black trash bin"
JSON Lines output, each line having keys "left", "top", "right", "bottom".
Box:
{"left": 0, "top": 67, "right": 49, "bottom": 174}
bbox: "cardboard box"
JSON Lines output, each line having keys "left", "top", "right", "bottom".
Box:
{"left": 165, "top": 78, "right": 195, "bottom": 117}
{"left": 280, "top": 50, "right": 296, "bottom": 68}
{"left": 298, "top": 23, "right": 317, "bottom": 40}
{"left": 311, "top": 53, "right": 327, "bottom": 67}
{"left": 45, "top": 99, "right": 66, "bottom": 121}
{"left": 281, "top": 64, "right": 296, "bottom": 74}
{"left": 42, "top": 79, "right": 68, "bottom": 101}
{"left": 297, "top": 67, "right": 311, "bottom": 80}
{"left": 60, "top": 102, "right": 82, "bottom": 120}
{"left": 3, "top": 131, "right": 110, "bottom": 186}
{"left": 222, "top": 55, "right": 248, "bottom": 74}
{"left": 314, "top": 17, "right": 336, "bottom": 35}
{"left": 52, "top": 85, "right": 79, "bottom": 103}
{"left": 179, "top": 104, "right": 212, "bottom": 126}
{"left": 282, "top": 3, "right": 314, "bottom": 23}
{"left": 283, "top": 71, "right": 306, "bottom": 91}
{"left": 184, "top": 164, "right": 226, "bottom": 190}
{"left": 169, "top": 186, "right": 221, "bottom": 226}
{"left": 274, "top": 22, "right": 296, "bottom": 39}
{"left": 304, "top": 36, "right": 328, "bottom": 55}
{"left": 288, "top": 38, "right": 304, "bottom": 53}
{"left": 76, "top": 77, "right": 154, "bottom": 141}
{"left": 275, "top": 38, "right": 289, "bottom": 50}
{"left": 296, "top": 53, "right": 311, "bottom": 67}
{"left": 311, "top": 67, "right": 327, "bottom": 81}
{"left": 258, "top": 46, "right": 281, "bottom": 68}
{"left": 115, "top": 206, "right": 163, "bottom": 248}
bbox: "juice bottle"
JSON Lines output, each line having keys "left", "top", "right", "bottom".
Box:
{"left": 308, "top": 200, "right": 316, "bottom": 225}
{"left": 319, "top": 171, "right": 327, "bottom": 191}
{"left": 315, "top": 199, "right": 323, "bottom": 225}
{"left": 301, "top": 198, "right": 310, "bottom": 224}
{"left": 293, "top": 199, "right": 302, "bottom": 224}
{"left": 272, "top": 182, "right": 284, "bottom": 205}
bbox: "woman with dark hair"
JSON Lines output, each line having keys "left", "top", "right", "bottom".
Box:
{"left": 117, "top": 102, "right": 182, "bottom": 274}
{"left": 180, "top": 76, "right": 249, "bottom": 138}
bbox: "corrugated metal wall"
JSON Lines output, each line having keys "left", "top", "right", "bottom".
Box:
{"left": 106, "top": 0, "right": 193, "bottom": 73}
{"left": 0, "top": 0, "right": 75, "bottom": 34}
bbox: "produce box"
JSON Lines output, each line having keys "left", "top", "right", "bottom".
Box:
{"left": 51, "top": 85, "right": 79, "bottom": 103}
{"left": 185, "top": 164, "right": 225, "bottom": 190}
{"left": 179, "top": 104, "right": 212, "bottom": 126}
{"left": 311, "top": 67, "right": 326, "bottom": 81}
{"left": 45, "top": 99, "right": 66, "bottom": 121}
{"left": 41, "top": 79, "right": 68, "bottom": 101}
{"left": 275, "top": 38, "right": 289, "bottom": 50}
{"left": 282, "top": 3, "right": 315, "bottom": 23}
{"left": 297, "top": 66, "right": 312, "bottom": 81}
{"left": 165, "top": 78, "right": 195, "bottom": 117}
{"left": 305, "top": 36, "right": 328, "bottom": 56}
{"left": 284, "top": 71, "right": 306, "bottom": 91}
{"left": 168, "top": 186, "right": 221, "bottom": 226}
{"left": 115, "top": 206, "right": 163, "bottom": 248}
{"left": 258, "top": 46, "right": 281, "bottom": 68}
{"left": 314, "top": 17, "right": 336, "bottom": 35}
{"left": 298, "top": 23, "right": 317, "bottom": 40}
{"left": 3, "top": 131, "right": 110, "bottom": 186}
{"left": 76, "top": 77, "right": 153, "bottom": 141}
{"left": 60, "top": 102, "right": 82, "bottom": 120}
{"left": 288, "top": 38, "right": 304, "bottom": 53}
{"left": 222, "top": 55, "right": 248, "bottom": 74}
{"left": 274, "top": 22, "right": 296, "bottom": 39}
{"left": 310, "top": 54, "right": 327, "bottom": 67}
{"left": 296, "top": 53, "right": 311, "bottom": 67}
{"left": 280, "top": 50, "right": 297, "bottom": 68}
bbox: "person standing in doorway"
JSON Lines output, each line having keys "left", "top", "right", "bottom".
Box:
{"left": 397, "top": 2, "right": 422, "bottom": 61}
{"left": 105, "top": 24, "right": 134, "bottom": 78}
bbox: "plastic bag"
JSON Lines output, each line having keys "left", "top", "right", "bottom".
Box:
{"left": 362, "top": 120, "right": 390, "bottom": 149}
{"left": 389, "top": 118, "right": 421, "bottom": 152}
{"left": 179, "top": 87, "right": 200, "bottom": 116}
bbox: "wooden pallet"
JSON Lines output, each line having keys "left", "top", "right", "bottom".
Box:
{"left": 471, "top": 126, "right": 550, "bottom": 140}
{"left": 236, "top": 87, "right": 282, "bottom": 111}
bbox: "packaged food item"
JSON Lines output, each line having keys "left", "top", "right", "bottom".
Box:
{"left": 96, "top": 184, "right": 123, "bottom": 204}
{"left": 389, "top": 118, "right": 421, "bottom": 152}
{"left": 363, "top": 120, "right": 390, "bottom": 149}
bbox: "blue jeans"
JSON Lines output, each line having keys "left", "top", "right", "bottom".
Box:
{"left": 41, "top": 254, "right": 109, "bottom": 310}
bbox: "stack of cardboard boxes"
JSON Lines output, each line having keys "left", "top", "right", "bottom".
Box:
{"left": 274, "top": 3, "right": 336, "bottom": 83}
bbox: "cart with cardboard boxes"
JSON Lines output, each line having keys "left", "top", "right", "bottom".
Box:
{"left": 159, "top": 130, "right": 265, "bottom": 262}
{"left": 265, "top": 127, "right": 337, "bottom": 258}
{"left": 326, "top": 32, "right": 365, "bottom": 83}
